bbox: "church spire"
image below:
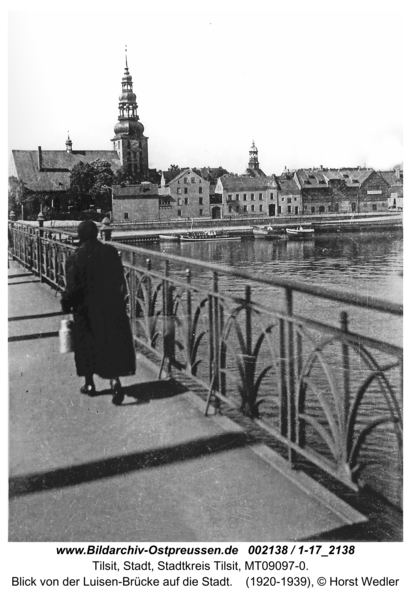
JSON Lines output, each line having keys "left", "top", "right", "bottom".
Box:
{"left": 111, "top": 50, "right": 149, "bottom": 182}
{"left": 65, "top": 131, "right": 72, "bottom": 153}
{"left": 248, "top": 140, "right": 260, "bottom": 170}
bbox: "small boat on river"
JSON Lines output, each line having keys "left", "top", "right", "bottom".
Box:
{"left": 286, "top": 226, "right": 315, "bottom": 240}
{"left": 159, "top": 234, "right": 180, "bottom": 242}
{"left": 180, "top": 230, "right": 241, "bottom": 242}
{"left": 253, "top": 225, "right": 287, "bottom": 240}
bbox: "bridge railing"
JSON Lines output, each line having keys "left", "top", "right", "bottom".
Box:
{"left": 8, "top": 222, "right": 403, "bottom": 507}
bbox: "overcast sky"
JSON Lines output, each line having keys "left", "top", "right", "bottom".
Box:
{"left": 8, "top": 4, "right": 403, "bottom": 175}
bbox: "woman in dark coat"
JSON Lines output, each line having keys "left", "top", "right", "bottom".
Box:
{"left": 61, "top": 220, "right": 135, "bottom": 404}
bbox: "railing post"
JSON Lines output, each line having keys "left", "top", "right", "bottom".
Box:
{"left": 340, "top": 311, "right": 350, "bottom": 428}
{"left": 129, "top": 252, "right": 137, "bottom": 340}
{"left": 285, "top": 287, "right": 297, "bottom": 466}
{"left": 213, "top": 271, "right": 220, "bottom": 394}
{"left": 37, "top": 210, "right": 44, "bottom": 282}
{"left": 162, "top": 260, "right": 174, "bottom": 377}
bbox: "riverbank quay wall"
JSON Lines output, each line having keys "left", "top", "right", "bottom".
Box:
{"left": 8, "top": 221, "right": 403, "bottom": 513}
{"left": 109, "top": 211, "right": 402, "bottom": 234}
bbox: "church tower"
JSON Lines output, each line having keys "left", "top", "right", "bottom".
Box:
{"left": 248, "top": 141, "right": 260, "bottom": 171}
{"left": 111, "top": 51, "right": 149, "bottom": 182}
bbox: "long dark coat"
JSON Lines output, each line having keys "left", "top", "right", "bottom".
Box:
{"left": 61, "top": 239, "right": 136, "bottom": 379}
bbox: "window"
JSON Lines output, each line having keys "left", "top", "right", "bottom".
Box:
{"left": 243, "top": 205, "right": 248, "bottom": 212}
{"left": 177, "top": 198, "right": 182, "bottom": 206}
{"left": 191, "top": 177, "right": 195, "bottom": 183}
{"left": 199, "top": 197, "right": 203, "bottom": 205}
{"left": 236, "top": 194, "right": 239, "bottom": 201}
{"left": 184, "top": 187, "right": 188, "bottom": 194}
{"left": 251, "top": 193, "right": 255, "bottom": 201}
{"left": 335, "top": 203, "right": 339, "bottom": 212}
{"left": 199, "top": 186, "right": 203, "bottom": 193}
{"left": 294, "top": 197, "right": 297, "bottom": 202}
{"left": 372, "top": 204, "right": 377, "bottom": 211}
{"left": 319, "top": 206, "right": 325, "bottom": 213}
{"left": 229, "top": 206, "right": 232, "bottom": 213}
{"left": 259, "top": 193, "right": 263, "bottom": 200}
{"left": 177, "top": 209, "right": 181, "bottom": 216}
{"left": 235, "top": 206, "right": 239, "bottom": 212}
{"left": 352, "top": 202, "right": 356, "bottom": 212}
{"left": 228, "top": 194, "right": 232, "bottom": 201}
{"left": 251, "top": 205, "right": 255, "bottom": 212}
{"left": 185, "top": 198, "right": 189, "bottom": 205}
{"left": 124, "top": 212, "right": 129, "bottom": 219}
{"left": 281, "top": 197, "right": 285, "bottom": 202}
{"left": 328, "top": 206, "right": 333, "bottom": 212}
{"left": 199, "top": 209, "right": 203, "bottom": 216}
{"left": 259, "top": 205, "right": 263, "bottom": 212}
{"left": 184, "top": 177, "right": 188, "bottom": 183}
{"left": 294, "top": 207, "right": 298, "bottom": 215}
{"left": 278, "top": 206, "right": 282, "bottom": 214}
{"left": 270, "top": 193, "right": 274, "bottom": 200}
{"left": 311, "top": 206, "right": 315, "bottom": 213}
{"left": 288, "top": 206, "right": 292, "bottom": 213}
{"left": 243, "top": 194, "right": 247, "bottom": 201}
{"left": 177, "top": 187, "right": 181, "bottom": 194}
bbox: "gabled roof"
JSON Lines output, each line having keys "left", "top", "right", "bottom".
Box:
{"left": 295, "top": 167, "right": 376, "bottom": 188}
{"left": 245, "top": 167, "right": 266, "bottom": 177}
{"left": 380, "top": 170, "right": 403, "bottom": 187}
{"left": 11, "top": 149, "right": 121, "bottom": 193}
{"left": 277, "top": 177, "right": 300, "bottom": 194}
{"left": 164, "top": 167, "right": 209, "bottom": 186}
{"left": 218, "top": 175, "right": 277, "bottom": 193}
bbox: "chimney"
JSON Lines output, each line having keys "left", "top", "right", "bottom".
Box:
{"left": 395, "top": 167, "right": 400, "bottom": 180}
{"left": 38, "top": 146, "right": 43, "bottom": 171}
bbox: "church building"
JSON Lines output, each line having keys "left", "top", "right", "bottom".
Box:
{"left": 9, "top": 54, "right": 148, "bottom": 212}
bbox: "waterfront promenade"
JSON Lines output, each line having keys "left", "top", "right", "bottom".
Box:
{"left": 8, "top": 260, "right": 369, "bottom": 542}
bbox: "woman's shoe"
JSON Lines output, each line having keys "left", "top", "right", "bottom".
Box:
{"left": 111, "top": 380, "right": 124, "bottom": 405}
{"left": 80, "top": 383, "right": 96, "bottom": 396}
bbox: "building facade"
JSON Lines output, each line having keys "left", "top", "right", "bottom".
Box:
{"left": 381, "top": 167, "right": 403, "bottom": 210}
{"left": 214, "top": 175, "right": 278, "bottom": 217}
{"left": 112, "top": 183, "right": 176, "bottom": 222}
{"left": 276, "top": 175, "right": 302, "bottom": 216}
{"left": 159, "top": 168, "right": 211, "bottom": 219}
{"left": 292, "top": 168, "right": 390, "bottom": 215}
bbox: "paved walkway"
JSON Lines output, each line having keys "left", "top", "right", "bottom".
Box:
{"left": 8, "top": 262, "right": 365, "bottom": 542}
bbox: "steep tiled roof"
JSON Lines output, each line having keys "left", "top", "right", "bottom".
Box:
{"left": 11, "top": 149, "right": 121, "bottom": 193}
{"left": 295, "top": 168, "right": 374, "bottom": 188}
{"left": 380, "top": 171, "right": 403, "bottom": 187}
{"left": 277, "top": 176, "right": 300, "bottom": 194}
{"left": 219, "top": 175, "right": 277, "bottom": 193}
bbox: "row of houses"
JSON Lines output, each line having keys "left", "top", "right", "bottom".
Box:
{"left": 112, "top": 164, "right": 403, "bottom": 222}
{"left": 10, "top": 58, "right": 403, "bottom": 223}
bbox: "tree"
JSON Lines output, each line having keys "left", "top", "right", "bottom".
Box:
{"left": 69, "top": 161, "right": 96, "bottom": 209}
{"left": 8, "top": 176, "right": 26, "bottom": 216}
{"left": 69, "top": 159, "right": 116, "bottom": 211}
{"left": 113, "top": 165, "right": 131, "bottom": 186}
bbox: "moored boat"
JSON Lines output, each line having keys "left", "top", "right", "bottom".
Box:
{"left": 179, "top": 229, "right": 241, "bottom": 242}
{"left": 253, "top": 225, "right": 287, "bottom": 240}
{"left": 159, "top": 234, "right": 180, "bottom": 241}
{"left": 286, "top": 226, "right": 315, "bottom": 240}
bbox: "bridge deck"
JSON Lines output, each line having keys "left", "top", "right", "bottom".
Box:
{"left": 8, "top": 262, "right": 365, "bottom": 542}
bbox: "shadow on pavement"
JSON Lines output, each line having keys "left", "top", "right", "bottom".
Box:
{"left": 9, "top": 431, "right": 253, "bottom": 498}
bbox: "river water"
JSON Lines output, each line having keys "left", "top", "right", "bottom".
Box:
{"left": 158, "top": 229, "right": 403, "bottom": 343}
{"left": 149, "top": 229, "right": 403, "bottom": 505}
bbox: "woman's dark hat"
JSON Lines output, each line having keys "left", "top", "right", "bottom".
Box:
{"left": 77, "top": 220, "right": 98, "bottom": 242}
